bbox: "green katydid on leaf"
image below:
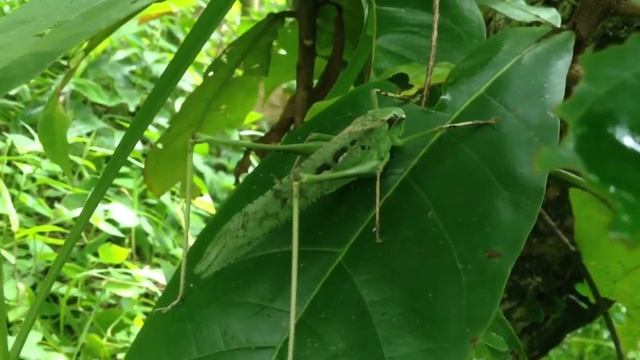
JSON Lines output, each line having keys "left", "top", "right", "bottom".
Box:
{"left": 144, "top": 13, "right": 287, "bottom": 196}
{"left": 158, "top": 98, "right": 494, "bottom": 359}
{"left": 129, "top": 27, "right": 574, "bottom": 359}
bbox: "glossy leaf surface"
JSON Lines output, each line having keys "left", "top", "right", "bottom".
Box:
{"left": 558, "top": 35, "right": 640, "bottom": 241}
{"left": 128, "top": 28, "right": 573, "bottom": 359}
{"left": 570, "top": 189, "right": 640, "bottom": 350}
{"left": 373, "top": 0, "right": 485, "bottom": 76}
{"left": 476, "top": 0, "right": 561, "bottom": 27}
{"left": 0, "top": 0, "right": 156, "bottom": 97}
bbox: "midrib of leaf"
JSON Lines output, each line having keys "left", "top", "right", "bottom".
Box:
{"left": 271, "top": 35, "right": 544, "bottom": 358}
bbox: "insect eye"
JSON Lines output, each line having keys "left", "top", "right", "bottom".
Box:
{"left": 387, "top": 114, "right": 405, "bottom": 127}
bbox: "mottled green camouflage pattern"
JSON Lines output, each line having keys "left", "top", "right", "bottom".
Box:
{"left": 194, "top": 107, "right": 405, "bottom": 278}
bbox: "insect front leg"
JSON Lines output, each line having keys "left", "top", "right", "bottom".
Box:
{"left": 288, "top": 169, "right": 302, "bottom": 360}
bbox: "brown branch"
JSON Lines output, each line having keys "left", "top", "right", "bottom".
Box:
{"left": 310, "top": 2, "right": 344, "bottom": 102}
{"left": 233, "top": 3, "right": 345, "bottom": 182}
{"left": 420, "top": 0, "right": 440, "bottom": 107}
{"left": 294, "top": 0, "right": 319, "bottom": 127}
{"left": 569, "top": 0, "right": 622, "bottom": 55}
{"left": 615, "top": 1, "right": 640, "bottom": 16}
{"left": 564, "top": 0, "right": 621, "bottom": 97}
{"left": 540, "top": 208, "right": 626, "bottom": 360}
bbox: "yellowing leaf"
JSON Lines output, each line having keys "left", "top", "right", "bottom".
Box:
{"left": 0, "top": 177, "right": 19, "bottom": 232}
{"left": 97, "top": 243, "right": 130, "bottom": 264}
{"left": 192, "top": 195, "right": 216, "bottom": 214}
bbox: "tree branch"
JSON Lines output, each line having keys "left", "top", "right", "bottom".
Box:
{"left": 233, "top": 3, "right": 345, "bottom": 181}
{"left": 569, "top": 0, "right": 622, "bottom": 55}
{"left": 294, "top": 0, "right": 319, "bottom": 127}
{"left": 615, "top": 1, "right": 640, "bottom": 17}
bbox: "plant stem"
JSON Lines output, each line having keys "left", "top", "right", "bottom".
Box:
{"left": 0, "top": 240, "right": 9, "bottom": 360}
{"left": 540, "top": 209, "right": 626, "bottom": 360}
{"left": 550, "top": 169, "right": 612, "bottom": 209}
{"left": 8, "top": 1, "right": 235, "bottom": 358}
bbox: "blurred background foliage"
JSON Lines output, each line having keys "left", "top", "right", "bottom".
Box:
{"left": 0, "top": 0, "right": 288, "bottom": 358}
{"left": 0, "top": 0, "right": 635, "bottom": 359}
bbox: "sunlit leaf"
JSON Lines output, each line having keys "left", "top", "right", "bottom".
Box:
{"left": 0, "top": 177, "right": 19, "bottom": 233}
{"left": 98, "top": 242, "right": 130, "bottom": 264}
{"left": 4, "top": 133, "right": 42, "bottom": 154}
{"left": 16, "top": 225, "right": 67, "bottom": 239}
{"left": 83, "top": 333, "right": 110, "bottom": 360}
{"left": 105, "top": 202, "right": 139, "bottom": 228}
{"left": 477, "top": 0, "right": 562, "bottom": 27}
{"left": 570, "top": 189, "right": 640, "bottom": 350}
{"left": 91, "top": 212, "right": 125, "bottom": 237}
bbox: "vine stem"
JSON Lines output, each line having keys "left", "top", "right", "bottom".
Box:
{"left": 0, "top": 241, "right": 9, "bottom": 360}
{"left": 540, "top": 209, "right": 625, "bottom": 360}
{"left": 550, "top": 169, "right": 612, "bottom": 209}
{"left": 8, "top": 1, "right": 235, "bottom": 358}
{"left": 420, "top": 0, "right": 440, "bottom": 107}
{"left": 288, "top": 180, "right": 301, "bottom": 360}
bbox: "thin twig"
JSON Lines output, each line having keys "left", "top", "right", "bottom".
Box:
{"left": 539, "top": 209, "right": 576, "bottom": 252}
{"left": 420, "top": 0, "right": 440, "bottom": 107}
{"left": 540, "top": 209, "right": 626, "bottom": 360}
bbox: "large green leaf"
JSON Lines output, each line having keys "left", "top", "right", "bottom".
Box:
{"left": 476, "top": 0, "right": 561, "bottom": 27}
{"left": 570, "top": 189, "right": 640, "bottom": 351}
{"left": 373, "top": 0, "right": 485, "bottom": 76}
{"left": 129, "top": 27, "right": 573, "bottom": 359}
{"left": 144, "top": 13, "right": 285, "bottom": 196}
{"left": 0, "top": 0, "right": 157, "bottom": 97}
{"left": 558, "top": 34, "right": 640, "bottom": 242}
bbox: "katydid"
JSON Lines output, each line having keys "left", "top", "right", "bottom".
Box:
{"left": 157, "top": 92, "right": 495, "bottom": 360}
